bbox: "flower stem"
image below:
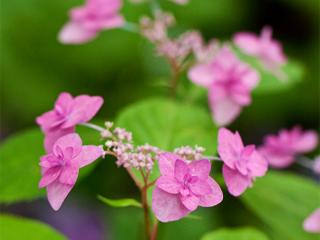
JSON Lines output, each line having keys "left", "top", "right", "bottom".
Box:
{"left": 79, "top": 122, "right": 105, "bottom": 132}
{"left": 168, "top": 59, "right": 181, "bottom": 97}
{"left": 122, "top": 22, "right": 140, "bottom": 33}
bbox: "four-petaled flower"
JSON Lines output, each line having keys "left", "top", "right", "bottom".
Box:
{"left": 189, "top": 46, "right": 260, "bottom": 126}
{"left": 218, "top": 128, "right": 268, "bottom": 196}
{"left": 39, "top": 133, "right": 104, "bottom": 210}
{"left": 152, "top": 153, "right": 223, "bottom": 222}
{"left": 59, "top": 0, "right": 124, "bottom": 44}
{"left": 233, "top": 26, "right": 287, "bottom": 79}
{"left": 259, "top": 126, "right": 318, "bottom": 168}
{"left": 303, "top": 208, "right": 320, "bottom": 233}
{"left": 36, "top": 92, "right": 103, "bottom": 152}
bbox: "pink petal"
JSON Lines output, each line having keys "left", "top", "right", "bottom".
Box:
{"left": 58, "top": 21, "right": 98, "bottom": 45}
{"left": 152, "top": 187, "right": 190, "bottom": 222}
{"left": 53, "top": 133, "right": 82, "bottom": 158}
{"left": 294, "top": 131, "right": 318, "bottom": 153}
{"left": 233, "top": 32, "right": 260, "bottom": 56}
{"left": 39, "top": 154, "right": 59, "bottom": 168}
{"left": 174, "top": 159, "right": 189, "bottom": 182}
{"left": 44, "top": 128, "right": 75, "bottom": 153}
{"left": 158, "top": 153, "right": 180, "bottom": 177}
{"left": 63, "top": 95, "right": 103, "bottom": 128}
{"left": 156, "top": 176, "right": 181, "bottom": 194}
{"left": 259, "top": 147, "right": 294, "bottom": 168}
{"left": 47, "top": 181, "right": 74, "bottom": 211}
{"left": 75, "top": 145, "right": 104, "bottom": 168}
{"left": 54, "top": 92, "right": 73, "bottom": 113}
{"left": 189, "top": 179, "right": 212, "bottom": 195}
{"left": 188, "top": 63, "right": 213, "bottom": 88}
{"left": 218, "top": 128, "right": 244, "bottom": 169}
{"left": 247, "top": 150, "right": 268, "bottom": 177}
{"left": 303, "top": 208, "right": 320, "bottom": 233}
{"left": 199, "top": 177, "right": 223, "bottom": 207}
{"left": 181, "top": 194, "right": 199, "bottom": 211}
{"left": 222, "top": 164, "right": 252, "bottom": 196}
{"left": 100, "top": 15, "right": 124, "bottom": 29}
{"left": 39, "top": 167, "right": 61, "bottom": 188}
{"left": 209, "top": 90, "right": 242, "bottom": 126}
{"left": 36, "top": 110, "right": 60, "bottom": 132}
{"left": 188, "top": 159, "right": 211, "bottom": 180}
{"left": 241, "top": 66, "right": 260, "bottom": 90}
{"left": 59, "top": 164, "right": 79, "bottom": 185}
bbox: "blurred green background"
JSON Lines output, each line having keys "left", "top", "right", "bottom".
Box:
{"left": 1, "top": 0, "right": 319, "bottom": 239}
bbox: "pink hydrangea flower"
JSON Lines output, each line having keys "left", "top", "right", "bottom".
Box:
{"left": 189, "top": 46, "right": 260, "bottom": 126}
{"left": 218, "top": 128, "right": 268, "bottom": 196}
{"left": 36, "top": 92, "right": 103, "bottom": 152}
{"left": 152, "top": 153, "right": 223, "bottom": 222}
{"left": 303, "top": 208, "right": 320, "bottom": 233}
{"left": 259, "top": 126, "right": 318, "bottom": 168}
{"left": 233, "top": 26, "right": 287, "bottom": 78}
{"left": 59, "top": 0, "right": 124, "bottom": 44}
{"left": 39, "top": 133, "right": 104, "bottom": 210}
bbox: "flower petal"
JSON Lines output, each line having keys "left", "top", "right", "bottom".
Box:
{"left": 44, "top": 127, "right": 75, "bottom": 153}
{"left": 158, "top": 153, "right": 180, "bottom": 177}
{"left": 188, "top": 159, "right": 211, "bottom": 180}
{"left": 152, "top": 187, "right": 190, "bottom": 222}
{"left": 39, "top": 167, "right": 61, "bottom": 188}
{"left": 174, "top": 159, "right": 189, "bottom": 182}
{"left": 233, "top": 32, "right": 260, "bottom": 56}
{"left": 218, "top": 128, "right": 244, "bottom": 169}
{"left": 47, "top": 181, "right": 74, "bottom": 211}
{"left": 58, "top": 21, "right": 98, "bottom": 45}
{"left": 188, "top": 63, "right": 213, "bottom": 88}
{"left": 222, "top": 164, "right": 252, "bottom": 196}
{"left": 189, "top": 179, "right": 212, "bottom": 195}
{"left": 59, "top": 164, "right": 79, "bottom": 185}
{"left": 199, "top": 177, "right": 223, "bottom": 207}
{"left": 247, "top": 150, "right": 268, "bottom": 177}
{"left": 181, "top": 194, "right": 200, "bottom": 211}
{"left": 75, "top": 145, "right": 104, "bottom": 168}
{"left": 294, "top": 130, "right": 318, "bottom": 153}
{"left": 156, "top": 176, "right": 181, "bottom": 194}
{"left": 53, "top": 133, "right": 82, "bottom": 158}
{"left": 303, "top": 208, "right": 320, "bottom": 233}
{"left": 259, "top": 147, "right": 294, "bottom": 168}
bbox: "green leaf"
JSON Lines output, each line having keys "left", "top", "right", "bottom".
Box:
{"left": 241, "top": 171, "right": 320, "bottom": 240}
{"left": 0, "top": 214, "right": 66, "bottom": 240}
{"left": 116, "top": 98, "right": 218, "bottom": 203}
{"left": 0, "top": 124, "right": 103, "bottom": 204}
{"left": 201, "top": 227, "right": 269, "bottom": 240}
{"left": 98, "top": 195, "right": 142, "bottom": 208}
{"left": 233, "top": 46, "right": 304, "bottom": 95}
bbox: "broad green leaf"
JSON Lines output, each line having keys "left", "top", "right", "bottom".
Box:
{"left": 242, "top": 171, "right": 320, "bottom": 240}
{"left": 201, "top": 227, "right": 269, "bottom": 240}
{"left": 233, "top": 45, "right": 304, "bottom": 95}
{"left": 0, "top": 124, "right": 103, "bottom": 204}
{"left": 0, "top": 214, "right": 66, "bottom": 240}
{"left": 98, "top": 195, "right": 142, "bottom": 208}
{"left": 116, "top": 98, "right": 218, "bottom": 202}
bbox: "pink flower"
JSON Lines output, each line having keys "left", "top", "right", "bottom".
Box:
{"left": 39, "top": 133, "right": 104, "bottom": 210}
{"left": 152, "top": 153, "right": 223, "bottom": 222}
{"left": 259, "top": 126, "right": 318, "bottom": 168}
{"left": 218, "top": 128, "right": 268, "bottom": 196}
{"left": 36, "top": 92, "right": 103, "bottom": 152}
{"left": 303, "top": 208, "right": 320, "bottom": 233}
{"left": 189, "top": 46, "right": 259, "bottom": 126}
{"left": 313, "top": 156, "right": 320, "bottom": 175}
{"left": 233, "top": 26, "right": 287, "bottom": 78}
{"left": 59, "top": 0, "right": 124, "bottom": 44}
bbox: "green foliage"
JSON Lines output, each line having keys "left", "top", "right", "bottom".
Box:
{"left": 0, "top": 124, "right": 103, "bottom": 204}
{"left": 241, "top": 171, "right": 320, "bottom": 240}
{"left": 201, "top": 227, "right": 269, "bottom": 240}
{"left": 98, "top": 195, "right": 142, "bottom": 208}
{"left": 0, "top": 214, "right": 66, "bottom": 240}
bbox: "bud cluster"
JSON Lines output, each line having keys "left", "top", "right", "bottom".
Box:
{"left": 173, "top": 145, "right": 206, "bottom": 161}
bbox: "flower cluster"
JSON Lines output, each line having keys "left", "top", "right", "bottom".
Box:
{"left": 173, "top": 145, "right": 205, "bottom": 161}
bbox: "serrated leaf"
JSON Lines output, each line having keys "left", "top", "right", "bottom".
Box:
{"left": 0, "top": 214, "right": 66, "bottom": 240}
{"left": 98, "top": 195, "right": 142, "bottom": 208}
{"left": 201, "top": 227, "right": 269, "bottom": 240}
{"left": 241, "top": 171, "right": 320, "bottom": 240}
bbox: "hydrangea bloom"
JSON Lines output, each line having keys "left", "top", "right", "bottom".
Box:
{"left": 303, "top": 208, "right": 320, "bottom": 233}
{"left": 59, "top": 0, "right": 124, "bottom": 44}
{"left": 152, "top": 153, "right": 223, "bottom": 222}
{"left": 259, "top": 126, "right": 318, "bottom": 168}
{"left": 36, "top": 92, "right": 103, "bottom": 152}
{"left": 39, "top": 133, "right": 104, "bottom": 210}
{"left": 218, "top": 128, "right": 268, "bottom": 196}
{"left": 189, "top": 46, "right": 260, "bottom": 126}
{"left": 233, "top": 26, "right": 287, "bottom": 78}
